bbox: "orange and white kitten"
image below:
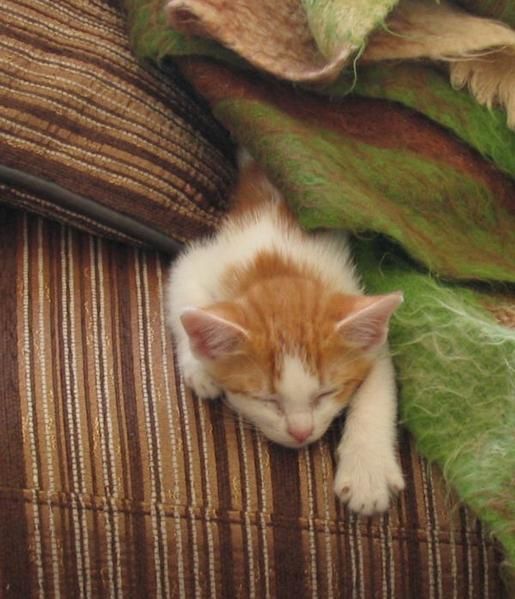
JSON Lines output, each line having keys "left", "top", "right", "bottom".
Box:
{"left": 167, "top": 153, "right": 405, "bottom": 515}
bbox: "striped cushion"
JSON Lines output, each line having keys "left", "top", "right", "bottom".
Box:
{"left": 0, "top": 0, "right": 235, "bottom": 246}
{"left": 0, "top": 205, "right": 505, "bottom": 597}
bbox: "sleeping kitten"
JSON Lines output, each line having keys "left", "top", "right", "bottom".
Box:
{"left": 166, "top": 153, "right": 405, "bottom": 515}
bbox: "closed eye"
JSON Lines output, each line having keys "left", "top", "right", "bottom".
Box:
{"left": 313, "top": 380, "right": 363, "bottom": 404}
{"left": 250, "top": 394, "right": 279, "bottom": 404}
{"left": 250, "top": 395, "right": 284, "bottom": 415}
{"left": 312, "top": 387, "right": 338, "bottom": 405}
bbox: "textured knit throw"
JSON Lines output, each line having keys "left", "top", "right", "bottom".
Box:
{"left": 124, "top": 0, "right": 515, "bottom": 585}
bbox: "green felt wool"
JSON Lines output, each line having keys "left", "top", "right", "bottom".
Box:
{"left": 328, "top": 64, "right": 515, "bottom": 177}
{"left": 213, "top": 96, "right": 515, "bottom": 282}
{"left": 301, "top": 0, "right": 398, "bottom": 56}
{"left": 124, "top": 0, "right": 242, "bottom": 65}
{"left": 354, "top": 239, "right": 515, "bottom": 582}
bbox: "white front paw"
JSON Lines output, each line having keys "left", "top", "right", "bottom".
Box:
{"left": 334, "top": 447, "right": 405, "bottom": 516}
{"left": 182, "top": 361, "right": 221, "bottom": 400}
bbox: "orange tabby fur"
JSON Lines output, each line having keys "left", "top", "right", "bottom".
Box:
{"left": 199, "top": 164, "right": 374, "bottom": 405}
{"left": 167, "top": 155, "right": 405, "bottom": 514}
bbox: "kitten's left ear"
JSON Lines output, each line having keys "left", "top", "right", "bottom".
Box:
{"left": 336, "top": 292, "right": 403, "bottom": 351}
{"left": 180, "top": 305, "right": 248, "bottom": 360}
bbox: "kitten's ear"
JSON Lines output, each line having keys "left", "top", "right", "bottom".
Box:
{"left": 180, "top": 306, "right": 248, "bottom": 360}
{"left": 335, "top": 292, "right": 403, "bottom": 351}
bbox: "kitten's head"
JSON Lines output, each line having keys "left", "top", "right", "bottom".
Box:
{"left": 180, "top": 281, "right": 402, "bottom": 448}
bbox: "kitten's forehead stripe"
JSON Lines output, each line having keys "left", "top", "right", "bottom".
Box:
{"left": 276, "top": 354, "right": 319, "bottom": 403}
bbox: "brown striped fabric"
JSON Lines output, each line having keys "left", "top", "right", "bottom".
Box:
{"left": 0, "top": 204, "right": 507, "bottom": 598}
{"left": 0, "top": 0, "right": 235, "bottom": 245}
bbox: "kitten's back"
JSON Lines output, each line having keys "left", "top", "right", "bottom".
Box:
{"left": 168, "top": 156, "right": 360, "bottom": 331}
{"left": 221, "top": 157, "right": 360, "bottom": 296}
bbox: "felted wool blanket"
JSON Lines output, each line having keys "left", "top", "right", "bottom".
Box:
{"left": 124, "top": 0, "right": 515, "bottom": 584}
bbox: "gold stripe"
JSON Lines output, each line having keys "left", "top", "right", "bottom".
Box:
{"left": 238, "top": 416, "right": 257, "bottom": 598}
{"left": 427, "top": 465, "right": 443, "bottom": 598}
{"left": 463, "top": 509, "right": 475, "bottom": 596}
{"left": 478, "top": 520, "right": 489, "bottom": 598}
{"left": 320, "top": 442, "right": 335, "bottom": 598}
{"left": 37, "top": 218, "right": 62, "bottom": 597}
{"left": 354, "top": 512, "right": 365, "bottom": 599}
{"left": 197, "top": 394, "right": 218, "bottom": 596}
{"left": 387, "top": 511, "right": 396, "bottom": 599}
{"left": 60, "top": 226, "right": 88, "bottom": 598}
{"left": 89, "top": 237, "right": 122, "bottom": 597}
{"left": 145, "top": 255, "right": 173, "bottom": 598}
{"left": 67, "top": 226, "right": 93, "bottom": 598}
{"left": 99, "top": 239, "right": 124, "bottom": 597}
{"left": 157, "top": 258, "right": 187, "bottom": 597}
{"left": 302, "top": 447, "right": 319, "bottom": 597}
{"left": 138, "top": 251, "right": 172, "bottom": 596}
{"left": 134, "top": 250, "right": 163, "bottom": 595}
{"left": 378, "top": 512, "right": 388, "bottom": 598}
{"left": 346, "top": 506, "right": 358, "bottom": 597}
{"left": 255, "top": 433, "right": 272, "bottom": 599}
{"left": 21, "top": 213, "right": 45, "bottom": 596}
{"left": 419, "top": 456, "right": 436, "bottom": 599}
{"left": 176, "top": 375, "right": 202, "bottom": 597}
{"left": 354, "top": 516, "right": 365, "bottom": 598}
{"left": 448, "top": 519, "right": 459, "bottom": 599}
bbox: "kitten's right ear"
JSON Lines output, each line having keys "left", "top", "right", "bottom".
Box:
{"left": 180, "top": 306, "right": 248, "bottom": 360}
{"left": 335, "top": 292, "right": 403, "bottom": 352}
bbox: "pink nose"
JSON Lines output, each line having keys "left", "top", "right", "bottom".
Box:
{"left": 288, "top": 426, "right": 314, "bottom": 444}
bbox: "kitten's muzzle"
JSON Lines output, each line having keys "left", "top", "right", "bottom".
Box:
{"left": 287, "top": 423, "right": 314, "bottom": 444}
{"left": 286, "top": 411, "right": 314, "bottom": 444}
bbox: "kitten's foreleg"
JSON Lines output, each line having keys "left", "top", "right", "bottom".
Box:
{"left": 333, "top": 353, "right": 405, "bottom": 515}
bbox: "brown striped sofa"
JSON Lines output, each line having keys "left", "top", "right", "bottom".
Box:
{"left": 0, "top": 0, "right": 508, "bottom": 597}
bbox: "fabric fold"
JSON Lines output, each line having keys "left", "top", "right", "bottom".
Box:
{"left": 164, "top": 0, "right": 357, "bottom": 83}
{"left": 163, "top": 0, "right": 515, "bottom": 125}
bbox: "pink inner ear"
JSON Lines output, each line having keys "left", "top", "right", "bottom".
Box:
{"left": 336, "top": 292, "right": 403, "bottom": 351}
{"left": 180, "top": 307, "right": 247, "bottom": 360}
